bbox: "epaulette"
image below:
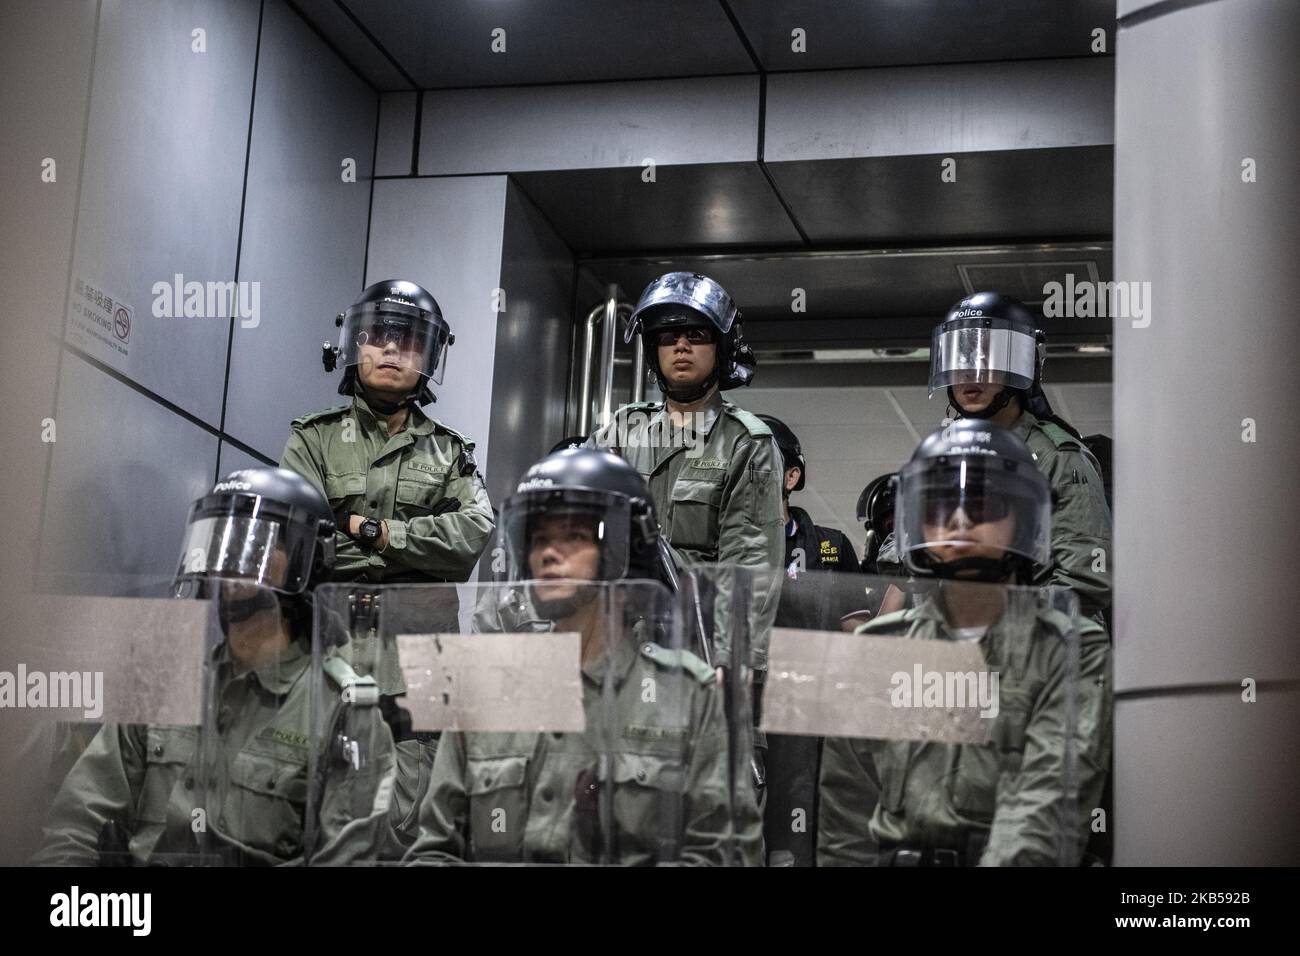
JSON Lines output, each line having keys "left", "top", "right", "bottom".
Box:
{"left": 290, "top": 404, "right": 351, "bottom": 429}
{"left": 726, "top": 405, "right": 773, "bottom": 440}
{"left": 430, "top": 420, "right": 479, "bottom": 476}
{"left": 639, "top": 642, "right": 715, "bottom": 685}
{"left": 1038, "top": 420, "right": 1084, "bottom": 451}
{"left": 1039, "top": 606, "right": 1108, "bottom": 642}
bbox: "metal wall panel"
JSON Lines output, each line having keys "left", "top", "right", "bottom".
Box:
{"left": 292, "top": 0, "right": 412, "bottom": 90}
{"left": 1112, "top": 0, "right": 1300, "bottom": 864}
{"left": 1115, "top": 690, "right": 1300, "bottom": 864}
{"left": 365, "top": 177, "right": 509, "bottom": 494}
{"left": 420, "top": 76, "right": 760, "bottom": 175}
{"left": 38, "top": 355, "right": 218, "bottom": 597}
{"left": 0, "top": 0, "right": 98, "bottom": 570}
{"left": 765, "top": 59, "right": 1114, "bottom": 162}
{"left": 223, "top": 0, "right": 378, "bottom": 461}
{"left": 1114, "top": 0, "right": 1300, "bottom": 691}
{"left": 65, "top": 0, "right": 260, "bottom": 428}
{"left": 375, "top": 90, "right": 417, "bottom": 176}
{"left": 217, "top": 440, "right": 275, "bottom": 478}
{"left": 485, "top": 181, "right": 575, "bottom": 507}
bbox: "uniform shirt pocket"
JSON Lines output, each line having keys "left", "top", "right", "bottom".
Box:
{"left": 668, "top": 478, "right": 723, "bottom": 552}
{"left": 464, "top": 755, "right": 529, "bottom": 859}
{"left": 224, "top": 750, "right": 310, "bottom": 861}
{"left": 611, "top": 752, "right": 687, "bottom": 860}
{"left": 948, "top": 687, "right": 1034, "bottom": 823}
{"left": 324, "top": 472, "right": 365, "bottom": 507}
{"left": 139, "top": 727, "right": 197, "bottom": 825}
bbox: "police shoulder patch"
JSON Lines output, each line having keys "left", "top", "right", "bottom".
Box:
{"left": 1037, "top": 421, "right": 1083, "bottom": 451}
{"left": 290, "top": 404, "right": 351, "bottom": 429}
{"left": 725, "top": 405, "right": 772, "bottom": 440}
{"left": 639, "top": 642, "right": 715, "bottom": 684}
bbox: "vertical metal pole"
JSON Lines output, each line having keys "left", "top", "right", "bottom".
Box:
{"left": 576, "top": 302, "right": 603, "bottom": 436}
{"left": 597, "top": 284, "right": 619, "bottom": 429}
{"left": 628, "top": 305, "right": 645, "bottom": 404}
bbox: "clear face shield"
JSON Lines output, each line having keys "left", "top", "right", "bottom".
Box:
{"left": 929, "top": 320, "right": 1039, "bottom": 397}
{"left": 337, "top": 301, "right": 452, "bottom": 386}
{"left": 174, "top": 495, "right": 329, "bottom": 596}
{"left": 894, "top": 459, "right": 1050, "bottom": 577}
{"left": 498, "top": 488, "right": 633, "bottom": 587}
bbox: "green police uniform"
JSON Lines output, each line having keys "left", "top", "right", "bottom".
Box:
{"left": 586, "top": 391, "right": 784, "bottom": 670}
{"left": 33, "top": 639, "right": 396, "bottom": 866}
{"left": 817, "top": 593, "right": 1112, "bottom": 866}
{"left": 404, "top": 631, "right": 733, "bottom": 865}
{"left": 1012, "top": 411, "right": 1112, "bottom": 618}
{"left": 280, "top": 395, "right": 494, "bottom": 585}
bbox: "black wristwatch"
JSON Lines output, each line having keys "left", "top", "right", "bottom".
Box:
{"left": 356, "top": 516, "right": 382, "bottom": 550}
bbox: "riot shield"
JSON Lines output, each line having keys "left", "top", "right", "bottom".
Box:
{"left": 758, "top": 571, "right": 1106, "bottom": 867}
{"left": 22, "top": 577, "right": 222, "bottom": 866}
{"left": 679, "top": 563, "right": 782, "bottom": 866}
{"left": 314, "top": 579, "right": 726, "bottom": 865}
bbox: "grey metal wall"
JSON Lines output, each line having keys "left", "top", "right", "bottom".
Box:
{"left": 364, "top": 176, "right": 509, "bottom": 498}
{"left": 222, "top": 0, "right": 377, "bottom": 461}
{"left": 486, "top": 182, "right": 576, "bottom": 509}
{"left": 1113, "top": 0, "right": 1300, "bottom": 864}
{"left": 21, "top": 0, "right": 380, "bottom": 595}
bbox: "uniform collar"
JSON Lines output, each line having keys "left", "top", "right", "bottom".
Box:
{"left": 649, "top": 389, "right": 726, "bottom": 438}
{"left": 1008, "top": 409, "right": 1038, "bottom": 442}
{"left": 351, "top": 393, "right": 435, "bottom": 437}
{"left": 216, "top": 637, "right": 310, "bottom": 696}
{"left": 579, "top": 622, "right": 641, "bottom": 689}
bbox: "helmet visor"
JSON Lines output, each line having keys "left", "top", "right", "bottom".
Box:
{"left": 895, "top": 458, "right": 1049, "bottom": 574}
{"left": 929, "top": 322, "right": 1037, "bottom": 396}
{"left": 175, "top": 497, "right": 329, "bottom": 594}
{"left": 338, "top": 301, "right": 452, "bottom": 385}
{"left": 499, "top": 488, "right": 632, "bottom": 584}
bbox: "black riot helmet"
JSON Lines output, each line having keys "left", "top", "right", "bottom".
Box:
{"left": 930, "top": 291, "right": 1046, "bottom": 421}
{"left": 756, "top": 414, "right": 806, "bottom": 492}
{"left": 895, "top": 420, "right": 1050, "bottom": 584}
{"left": 498, "top": 448, "right": 671, "bottom": 590}
{"left": 856, "top": 472, "right": 896, "bottom": 568}
{"left": 325, "top": 279, "right": 454, "bottom": 411}
{"left": 625, "top": 272, "right": 757, "bottom": 402}
{"left": 175, "top": 467, "right": 336, "bottom": 597}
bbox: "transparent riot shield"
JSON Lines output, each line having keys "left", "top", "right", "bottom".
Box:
{"left": 679, "top": 563, "right": 782, "bottom": 866}
{"left": 313, "top": 579, "right": 724, "bottom": 865}
{"left": 758, "top": 570, "right": 1105, "bottom": 868}
{"left": 19, "top": 576, "right": 221, "bottom": 866}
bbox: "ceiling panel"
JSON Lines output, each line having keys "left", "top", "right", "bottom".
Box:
{"left": 513, "top": 163, "right": 802, "bottom": 255}
{"left": 586, "top": 242, "right": 1114, "bottom": 337}
{"left": 340, "top": 0, "right": 755, "bottom": 89}
{"left": 290, "top": 0, "right": 413, "bottom": 89}
{"left": 727, "top": 0, "right": 1116, "bottom": 72}
{"left": 767, "top": 147, "right": 1114, "bottom": 245}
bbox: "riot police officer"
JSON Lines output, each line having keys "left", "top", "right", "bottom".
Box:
{"left": 33, "top": 468, "right": 396, "bottom": 865}
{"left": 282, "top": 279, "right": 494, "bottom": 587}
{"left": 280, "top": 280, "right": 495, "bottom": 840}
{"left": 817, "top": 421, "right": 1112, "bottom": 866}
{"left": 403, "top": 448, "right": 738, "bottom": 864}
{"left": 585, "top": 272, "right": 783, "bottom": 677}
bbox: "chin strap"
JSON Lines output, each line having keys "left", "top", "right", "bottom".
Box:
{"left": 663, "top": 371, "right": 718, "bottom": 404}
{"left": 948, "top": 385, "right": 1019, "bottom": 420}
{"left": 908, "top": 550, "right": 1035, "bottom": 586}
